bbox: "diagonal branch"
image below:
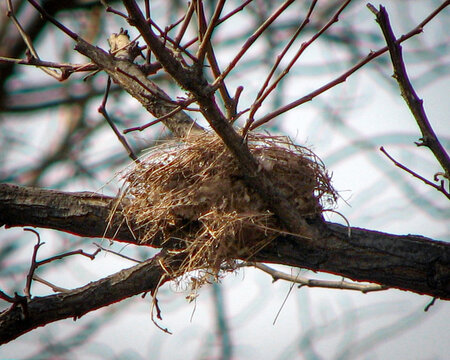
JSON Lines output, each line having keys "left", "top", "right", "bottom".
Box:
{"left": 73, "top": 38, "right": 204, "bottom": 137}
{"left": 123, "top": 0, "right": 315, "bottom": 239}
{"left": 369, "top": 3, "right": 450, "bottom": 180}
{"left": 28, "top": 0, "right": 204, "bottom": 137}
{"left": 249, "top": 0, "right": 450, "bottom": 130}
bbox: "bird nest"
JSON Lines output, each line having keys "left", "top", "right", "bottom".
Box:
{"left": 116, "top": 133, "right": 336, "bottom": 286}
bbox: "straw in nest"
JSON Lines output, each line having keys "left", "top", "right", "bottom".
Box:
{"left": 117, "top": 132, "right": 337, "bottom": 287}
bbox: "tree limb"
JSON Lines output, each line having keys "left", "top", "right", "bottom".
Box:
{"left": 1, "top": 183, "right": 449, "bottom": 299}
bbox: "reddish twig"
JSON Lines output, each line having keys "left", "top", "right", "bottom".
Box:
{"left": 147, "top": 17, "right": 198, "bottom": 63}
{"left": 195, "top": 1, "right": 234, "bottom": 118}
{"left": 196, "top": 0, "right": 225, "bottom": 65}
{"left": 217, "top": 0, "right": 253, "bottom": 24}
{"left": 247, "top": 0, "right": 353, "bottom": 132}
{"left": 250, "top": 0, "right": 450, "bottom": 130}
{"left": 211, "top": 0, "right": 296, "bottom": 89}
{"left": 244, "top": 0, "right": 319, "bottom": 132}
{"left": 174, "top": 1, "right": 196, "bottom": 47}
{"left": 105, "top": 6, "right": 128, "bottom": 19}
{"left": 174, "top": 0, "right": 253, "bottom": 61}
{"left": 23, "top": 229, "right": 44, "bottom": 299}
{"left": 23, "top": 228, "right": 101, "bottom": 299}
{"left": 27, "top": 0, "right": 78, "bottom": 40}
{"left": 380, "top": 147, "right": 450, "bottom": 199}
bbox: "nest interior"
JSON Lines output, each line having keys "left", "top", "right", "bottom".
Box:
{"left": 119, "top": 133, "right": 336, "bottom": 284}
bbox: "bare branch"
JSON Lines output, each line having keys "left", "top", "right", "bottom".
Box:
{"left": 369, "top": 3, "right": 450, "bottom": 180}
{"left": 0, "top": 252, "right": 171, "bottom": 345}
{"left": 249, "top": 262, "right": 387, "bottom": 293}
{"left": 250, "top": 0, "right": 450, "bottom": 130}
{"left": 98, "top": 77, "right": 140, "bottom": 162}
{"left": 211, "top": 0, "right": 296, "bottom": 89}
{"left": 1, "top": 184, "right": 449, "bottom": 300}
{"left": 380, "top": 146, "right": 450, "bottom": 199}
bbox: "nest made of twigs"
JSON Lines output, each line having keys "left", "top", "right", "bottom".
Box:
{"left": 117, "top": 132, "right": 336, "bottom": 286}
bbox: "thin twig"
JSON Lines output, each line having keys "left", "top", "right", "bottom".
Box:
{"left": 196, "top": 0, "right": 225, "bottom": 65}
{"left": 147, "top": 17, "right": 198, "bottom": 63}
{"left": 23, "top": 229, "right": 43, "bottom": 299}
{"left": 246, "top": 0, "right": 353, "bottom": 133}
{"left": 247, "top": 0, "right": 318, "bottom": 128}
{"left": 123, "top": 98, "right": 197, "bottom": 134}
{"left": 195, "top": 1, "right": 234, "bottom": 118}
{"left": 174, "top": 0, "right": 253, "bottom": 61}
{"left": 7, "top": 0, "right": 63, "bottom": 80}
{"left": 217, "top": 0, "right": 253, "bottom": 24}
{"left": 32, "top": 274, "right": 70, "bottom": 293}
{"left": 93, "top": 243, "right": 141, "bottom": 263}
{"left": 23, "top": 228, "right": 101, "bottom": 298}
{"left": 98, "top": 77, "right": 139, "bottom": 162}
{"left": 27, "top": 0, "right": 79, "bottom": 40}
{"left": 250, "top": 0, "right": 450, "bottom": 130}
{"left": 369, "top": 3, "right": 450, "bottom": 180}
{"left": 0, "top": 56, "right": 97, "bottom": 72}
{"left": 101, "top": 0, "right": 128, "bottom": 19}
{"left": 211, "top": 0, "right": 296, "bottom": 89}
{"left": 380, "top": 147, "right": 450, "bottom": 199}
{"left": 174, "top": 1, "right": 196, "bottom": 46}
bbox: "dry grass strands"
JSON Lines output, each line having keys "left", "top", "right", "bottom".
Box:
{"left": 118, "top": 133, "right": 337, "bottom": 287}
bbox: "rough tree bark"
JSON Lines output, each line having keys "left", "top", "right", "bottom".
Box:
{"left": 1, "top": 183, "right": 449, "bottom": 343}
{"left": 1, "top": 183, "right": 449, "bottom": 298}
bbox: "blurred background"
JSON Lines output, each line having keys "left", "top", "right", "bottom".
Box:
{"left": 0, "top": 1, "right": 449, "bottom": 359}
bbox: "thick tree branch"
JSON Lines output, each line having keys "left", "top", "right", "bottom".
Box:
{"left": 25, "top": 0, "right": 203, "bottom": 137}
{"left": 1, "top": 184, "right": 449, "bottom": 299}
{"left": 0, "top": 183, "right": 139, "bottom": 243}
{"left": 73, "top": 38, "right": 204, "bottom": 137}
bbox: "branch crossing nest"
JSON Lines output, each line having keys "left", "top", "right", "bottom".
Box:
{"left": 117, "top": 133, "right": 336, "bottom": 288}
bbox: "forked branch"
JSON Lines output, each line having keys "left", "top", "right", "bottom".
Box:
{"left": 369, "top": 3, "right": 450, "bottom": 184}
